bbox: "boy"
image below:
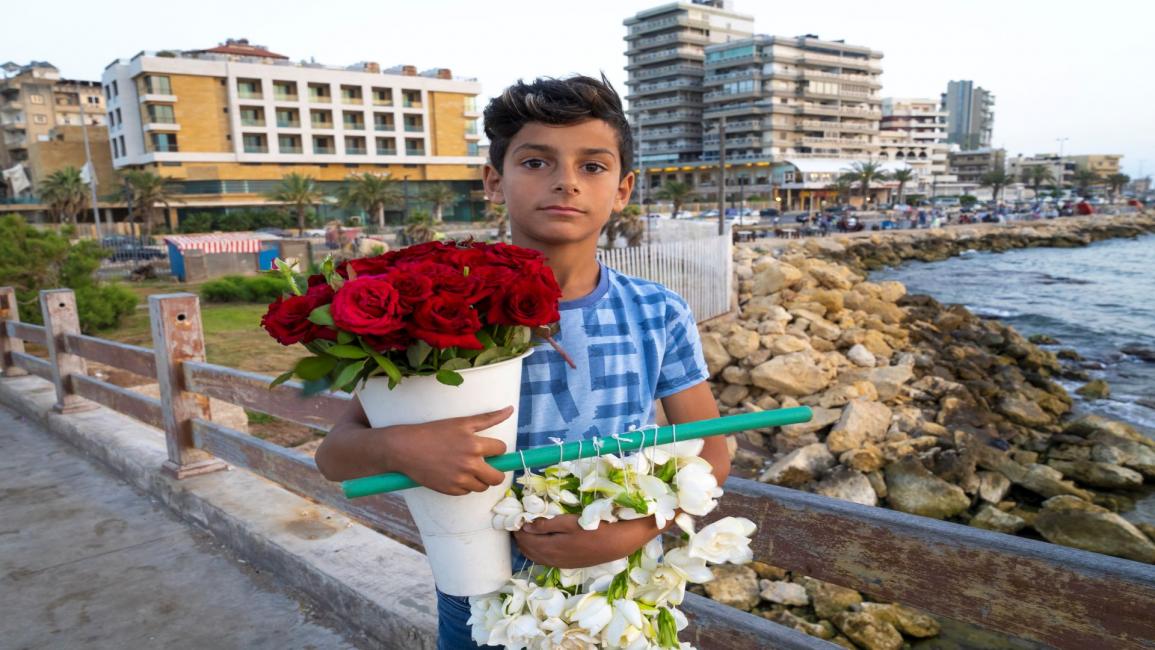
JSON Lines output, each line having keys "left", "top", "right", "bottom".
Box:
{"left": 315, "top": 75, "right": 729, "bottom": 649}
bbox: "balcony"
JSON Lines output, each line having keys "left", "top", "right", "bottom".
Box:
{"left": 704, "top": 69, "right": 760, "bottom": 86}
{"left": 631, "top": 64, "right": 702, "bottom": 81}
{"left": 404, "top": 124, "right": 424, "bottom": 133}
{"left": 274, "top": 93, "right": 299, "bottom": 102}
{"left": 237, "top": 90, "right": 263, "bottom": 101}
{"left": 405, "top": 148, "right": 426, "bottom": 157}
{"left": 637, "top": 110, "right": 700, "bottom": 125}
{"left": 241, "top": 118, "right": 265, "bottom": 128}
{"left": 628, "top": 79, "right": 701, "bottom": 98}
{"left": 279, "top": 146, "right": 303, "bottom": 154}
{"left": 313, "top": 146, "right": 334, "bottom": 154}
{"left": 243, "top": 145, "right": 268, "bottom": 154}
{"left": 343, "top": 122, "right": 365, "bottom": 131}
{"left": 377, "top": 147, "right": 397, "bottom": 156}
{"left": 308, "top": 93, "right": 331, "bottom": 104}
{"left": 374, "top": 122, "right": 395, "bottom": 132}
{"left": 143, "top": 122, "right": 181, "bottom": 132}
{"left": 704, "top": 120, "right": 761, "bottom": 134}
{"left": 345, "top": 147, "right": 367, "bottom": 155}
{"left": 276, "top": 120, "right": 301, "bottom": 129}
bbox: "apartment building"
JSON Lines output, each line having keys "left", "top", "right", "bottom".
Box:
{"left": 1068, "top": 154, "right": 1122, "bottom": 178}
{"left": 1, "top": 61, "right": 107, "bottom": 197}
{"left": 102, "top": 39, "right": 484, "bottom": 218}
{"left": 1007, "top": 153, "right": 1076, "bottom": 190}
{"left": 941, "top": 80, "right": 994, "bottom": 151}
{"left": 878, "top": 97, "right": 951, "bottom": 195}
{"left": 948, "top": 148, "right": 1005, "bottom": 185}
{"left": 700, "top": 34, "right": 884, "bottom": 163}
{"left": 624, "top": 1, "right": 754, "bottom": 166}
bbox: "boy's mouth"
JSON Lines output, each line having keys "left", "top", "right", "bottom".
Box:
{"left": 540, "top": 205, "right": 586, "bottom": 216}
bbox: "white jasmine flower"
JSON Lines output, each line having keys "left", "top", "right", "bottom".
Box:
{"left": 578, "top": 497, "right": 619, "bottom": 530}
{"left": 633, "top": 566, "right": 688, "bottom": 607}
{"left": 603, "top": 599, "right": 646, "bottom": 649}
{"left": 582, "top": 558, "right": 629, "bottom": 587}
{"left": 673, "top": 460, "right": 721, "bottom": 516}
{"left": 505, "top": 613, "right": 546, "bottom": 649}
{"left": 522, "top": 494, "right": 566, "bottom": 524}
{"left": 467, "top": 594, "right": 505, "bottom": 645}
{"left": 687, "top": 517, "right": 756, "bottom": 565}
{"left": 566, "top": 592, "right": 613, "bottom": 637}
{"left": 635, "top": 474, "right": 678, "bottom": 529}
{"left": 493, "top": 493, "right": 529, "bottom": 531}
{"left": 662, "top": 546, "right": 715, "bottom": 584}
{"left": 527, "top": 586, "right": 567, "bottom": 620}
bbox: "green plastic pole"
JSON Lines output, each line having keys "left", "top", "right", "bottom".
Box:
{"left": 342, "top": 406, "right": 813, "bottom": 498}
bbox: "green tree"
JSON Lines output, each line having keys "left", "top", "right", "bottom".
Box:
{"left": 337, "top": 172, "right": 402, "bottom": 230}
{"left": 655, "top": 180, "right": 693, "bottom": 218}
{"left": 1022, "top": 166, "right": 1055, "bottom": 198}
{"left": 826, "top": 177, "right": 854, "bottom": 204}
{"left": 0, "top": 215, "right": 137, "bottom": 332}
{"left": 122, "top": 170, "right": 178, "bottom": 240}
{"left": 980, "top": 168, "right": 1014, "bottom": 203}
{"left": 890, "top": 167, "right": 915, "bottom": 206}
{"left": 420, "top": 183, "right": 461, "bottom": 223}
{"left": 843, "top": 161, "right": 889, "bottom": 205}
{"left": 266, "top": 173, "right": 324, "bottom": 236}
{"left": 400, "top": 210, "right": 438, "bottom": 246}
{"left": 39, "top": 166, "right": 89, "bottom": 225}
{"left": 1104, "top": 173, "right": 1130, "bottom": 202}
{"left": 1071, "top": 169, "right": 1099, "bottom": 196}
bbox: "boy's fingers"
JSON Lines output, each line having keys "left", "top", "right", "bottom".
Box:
{"left": 475, "top": 461, "right": 506, "bottom": 487}
{"left": 523, "top": 514, "right": 582, "bottom": 535}
{"left": 476, "top": 436, "right": 507, "bottom": 458}
{"left": 465, "top": 406, "right": 514, "bottom": 432}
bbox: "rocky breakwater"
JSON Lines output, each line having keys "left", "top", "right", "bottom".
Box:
{"left": 694, "top": 229, "right": 1155, "bottom": 649}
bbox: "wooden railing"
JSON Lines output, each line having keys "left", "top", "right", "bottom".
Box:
{"left": 1, "top": 285, "right": 1153, "bottom": 649}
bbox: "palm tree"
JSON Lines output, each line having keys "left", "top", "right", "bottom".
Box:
{"left": 337, "top": 172, "right": 403, "bottom": 230}
{"left": 400, "top": 211, "right": 437, "bottom": 246}
{"left": 485, "top": 202, "right": 508, "bottom": 243}
{"left": 420, "top": 183, "right": 461, "bottom": 223}
{"left": 655, "top": 180, "right": 693, "bottom": 218}
{"left": 39, "top": 167, "right": 88, "bottom": 225}
{"left": 1071, "top": 169, "right": 1099, "bottom": 197}
{"left": 843, "top": 161, "right": 889, "bottom": 206}
{"left": 890, "top": 167, "right": 915, "bottom": 206}
{"left": 1022, "top": 166, "right": 1055, "bottom": 198}
{"left": 122, "top": 170, "right": 178, "bottom": 240}
{"left": 980, "top": 168, "right": 1014, "bottom": 204}
{"left": 825, "top": 177, "right": 854, "bottom": 205}
{"left": 1105, "top": 173, "right": 1130, "bottom": 203}
{"left": 266, "top": 173, "right": 324, "bottom": 236}
{"left": 604, "top": 204, "right": 645, "bottom": 249}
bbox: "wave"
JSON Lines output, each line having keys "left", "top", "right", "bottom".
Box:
{"left": 969, "top": 306, "right": 1019, "bottom": 319}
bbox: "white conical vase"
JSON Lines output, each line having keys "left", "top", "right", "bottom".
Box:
{"left": 355, "top": 350, "right": 530, "bottom": 597}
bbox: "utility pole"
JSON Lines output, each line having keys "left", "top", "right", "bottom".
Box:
{"left": 717, "top": 115, "right": 726, "bottom": 236}
{"left": 77, "top": 96, "right": 104, "bottom": 240}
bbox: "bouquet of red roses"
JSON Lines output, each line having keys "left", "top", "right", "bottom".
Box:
{"left": 261, "top": 240, "right": 564, "bottom": 394}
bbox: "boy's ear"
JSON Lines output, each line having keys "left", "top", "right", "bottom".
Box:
{"left": 482, "top": 163, "right": 505, "bottom": 205}
{"left": 612, "top": 170, "right": 637, "bottom": 214}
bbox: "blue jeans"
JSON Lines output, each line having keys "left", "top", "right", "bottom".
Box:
{"left": 437, "top": 550, "right": 532, "bottom": 649}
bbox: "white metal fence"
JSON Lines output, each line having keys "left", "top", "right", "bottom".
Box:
{"left": 597, "top": 221, "right": 733, "bottom": 322}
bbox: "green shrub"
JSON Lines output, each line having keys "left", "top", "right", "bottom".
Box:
{"left": 200, "top": 275, "right": 291, "bottom": 303}
{"left": 180, "top": 212, "right": 215, "bottom": 233}
{"left": 75, "top": 284, "right": 139, "bottom": 332}
{"left": 216, "top": 211, "right": 253, "bottom": 232}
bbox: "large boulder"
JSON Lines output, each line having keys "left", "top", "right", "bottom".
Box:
{"left": 703, "top": 564, "right": 761, "bottom": 611}
{"left": 779, "top": 406, "right": 842, "bottom": 436}
{"left": 826, "top": 400, "right": 892, "bottom": 454}
{"left": 840, "top": 364, "right": 914, "bottom": 402}
{"left": 977, "top": 470, "right": 1012, "bottom": 504}
{"left": 1047, "top": 459, "right": 1144, "bottom": 491}
{"left": 815, "top": 467, "right": 878, "bottom": 506}
{"left": 750, "top": 352, "right": 833, "bottom": 396}
{"left": 760, "top": 580, "right": 809, "bottom": 606}
{"left": 752, "top": 259, "right": 803, "bottom": 295}
{"left": 1033, "top": 495, "right": 1155, "bottom": 563}
{"left": 858, "top": 602, "right": 940, "bottom": 638}
{"left": 700, "top": 331, "right": 732, "bottom": 378}
{"left": 724, "top": 327, "right": 761, "bottom": 359}
{"left": 970, "top": 504, "right": 1027, "bottom": 534}
{"left": 798, "top": 576, "right": 863, "bottom": 619}
{"left": 759, "top": 443, "right": 835, "bottom": 487}
{"left": 831, "top": 611, "right": 903, "bottom": 650}
{"left": 997, "top": 395, "right": 1053, "bottom": 428}
{"left": 884, "top": 456, "right": 971, "bottom": 520}
{"left": 847, "top": 344, "right": 876, "bottom": 368}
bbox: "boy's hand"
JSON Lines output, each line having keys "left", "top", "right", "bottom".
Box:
{"left": 513, "top": 515, "right": 659, "bottom": 569}
{"left": 381, "top": 406, "right": 514, "bottom": 496}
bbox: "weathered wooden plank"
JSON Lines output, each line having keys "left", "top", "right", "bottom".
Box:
{"left": 681, "top": 592, "right": 836, "bottom": 650}
{"left": 11, "top": 351, "right": 52, "bottom": 381}
{"left": 0, "top": 286, "right": 29, "bottom": 377}
{"left": 713, "top": 478, "right": 1155, "bottom": 649}
{"left": 190, "top": 418, "right": 419, "bottom": 547}
{"left": 7, "top": 320, "right": 47, "bottom": 346}
{"left": 183, "top": 361, "right": 349, "bottom": 430}
{"left": 39, "top": 289, "right": 95, "bottom": 413}
{"left": 72, "top": 374, "right": 164, "bottom": 430}
{"left": 64, "top": 333, "right": 157, "bottom": 379}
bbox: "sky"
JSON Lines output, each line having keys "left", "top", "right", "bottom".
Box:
{"left": 5, "top": 0, "right": 1153, "bottom": 177}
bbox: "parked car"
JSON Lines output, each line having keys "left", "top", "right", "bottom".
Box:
{"left": 759, "top": 208, "right": 781, "bottom": 217}
{"left": 102, "top": 239, "right": 166, "bottom": 263}
{"left": 699, "top": 209, "right": 720, "bottom": 218}
{"left": 727, "top": 214, "right": 761, "bottom": 226}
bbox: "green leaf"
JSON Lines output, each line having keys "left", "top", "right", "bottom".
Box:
{"left": 332, "top": 359, "right": 367, "bottom": 393}
{"left": 476, "top": 330, "right": 496, "bottom": 348}
{"left": 613, "top": 490, "right": 650, "bottom": 515}
{"left": 362, "top": 344, "right": 402, "bottom": 383}
{"left": 294, "top": 356, "right": 337, "bottom": 381}
{"left": 473, "top": 345, "right": 511, "bottom": 367}
{"left": 606, "top": 570, "right": 630, "bottom": 602}
{"left": 657, "top": 607, "right": 679, "bottom": 648}
{"left": 510, "top": 325, "right": 531, "bottom": 348}
{"left": 269, "top": 370, "right": 294, "bottom": 389}
{"left": 435, "top": 369, "right": 464, "bottom": 387}
{"left": 327, "top": 344, "right": 369, "bottom": 359}
{"left": 301, "top": 377, "right": 332, "bottom": 396}
{"left": 406, "top": 340, "right": 433, "bottom": 368}
{"left": 337, "top": 330, "right": 354, "bottom": 345}
{"left": 656, "top": 459, "right": 678, "bottom": 483}
{"left": 307, "top": 304, "right": 334, "bottom": 327}
{"left": 440, "top": 358, "right": 472, "bottom": 371}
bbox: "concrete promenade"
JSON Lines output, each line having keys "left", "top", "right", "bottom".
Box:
{"left": 0, "top": 404, "right": 360, "bottom": 650}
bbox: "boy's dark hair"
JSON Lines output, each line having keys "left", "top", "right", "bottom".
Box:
{"left": 483, "top": 74, "right": 634, "bottom": 179}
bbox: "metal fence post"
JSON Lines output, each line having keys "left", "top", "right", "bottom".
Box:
{"left": 0, "top": 286, "right": 28, "bottom": 377}
{"left": 40, "top": 289, "right": 97, "bottom": 413}
{"left": 149, "top": 293, "right": 226, "bottom": 479}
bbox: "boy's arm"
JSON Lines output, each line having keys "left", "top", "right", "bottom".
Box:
{"left": 515, "top": 381, "right": 725, "bottom": 568}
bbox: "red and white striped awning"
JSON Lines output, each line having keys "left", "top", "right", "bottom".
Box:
{"left": 164, "top": 232, "right": 275, "bottom": 254}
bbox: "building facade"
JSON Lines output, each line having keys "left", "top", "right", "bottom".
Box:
{"left": 1007, "top": 153, "right": 1076, "bottom": 191}
{"left": 1, "top": 62, "right": 107, "bottom": 197}
{"left": 624, "top": 1, "right": 754, "bottom": 167}
{"left": 948, "top": 148, "right": 1006, "bottom": 185}
{"left": 1068, "top": 154, "right": 1122, "bottom": 178}
{"left": 878, "top": 97, "right": 951, "bottom": 195}
{"left": 102, "top": 40, "right": 485, "bottom": 220}
{"left": 941, "top": 80, "right": 994, "bottom": 151}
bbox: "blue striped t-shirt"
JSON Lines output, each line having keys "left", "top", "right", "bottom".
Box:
{"left": 516, "top": 263, "right": 709, "bottom": 452}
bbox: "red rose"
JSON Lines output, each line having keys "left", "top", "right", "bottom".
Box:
{"left": 262, "top": 282, "right": 336, "bottom": 345}
{"left": 419, "top": 262, "right": 485, "bottom": 304}
{"left": 484, "top": 242, "right": 547, "bottom": 268}
{"left": 487, "top": 275, "right": 561, "bottom": 327}
{"left": 330, "top": 276, "right": 405, "bottom": 336}
{"left": 337, "top": 250, "right": 401, "bottom": 279}
{"left": 361, "top": 329, "right": 411, "bottom": 352}
{"left": 470, "top": 264, "right": 519, "bottom": 306}
{"left": 384, "top": 268, "right": 434, "bottom": 310}
{"left": 409, "top": 295, "right": 484, "bottom": 350}
{"left": 395, "top": 240, "right": 454, "bottom": 264}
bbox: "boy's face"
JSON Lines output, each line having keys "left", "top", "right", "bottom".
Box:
{"left": 483, "top": 119, "right": 634, "bottom": 249}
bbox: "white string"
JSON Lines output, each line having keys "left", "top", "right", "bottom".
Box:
{"left": 670, "top": 423, "right": 679, "bottom": 472}
{"left": 548, "top": 436, "right": 566, "bottom": 467}
{"left": 518, "top": 449, "right": 531, "bottom": 476}
{"left": 634, "top": 423, "right": 660, "bottom": 476}
{"left": 611, "top": 433, "right": 626, "bottom": 459}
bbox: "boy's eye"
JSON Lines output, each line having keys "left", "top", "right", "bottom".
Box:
{"left": 582, "top": 162, "right": 608, "bottom": 173}
{"left": 521, "top": 158, "right": 547, "bottom": 169}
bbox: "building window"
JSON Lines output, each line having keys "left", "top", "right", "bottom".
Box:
{"left": 103, "top": 85, "right": 111, "bottom": 100}
{"left": 240, "top": 106, "right": 265, "bottom": 127}
{"left": 275, "top": 108, "right": 300, "bottom": 128}
{"left": 118, "top": 135, "right": 125, "bottom": 155}
{"left": 403, "top": 115, "right": 424, "bottom": 132}
{"left": 33, "top": 114, "right": 48, "bottom": 124}
{"left": 146, "top": 104, "right": 176, "bottom": 124}
{"left": 342, "top": 111, "right": 365, "bottom": 131}
{"left": 375, "top": 137, "right": 397, "bottom": 156}
{"left": 115, "top": 108, "right": 122, "bottom": 125}
{"left": 373, "top": 113, "right": 394, "bottom": 131}
{"left": 371, "top": 87, "right": 392, "bottom": 106}
{"left": 112, "top": 138, "right": 120, "bottom": 158}
{"left": 401, "top": 89, "right": 421, "bottom": 108}
{"left": 464, "top": 121, "right": 478, "bottom": 135}
{"left": 150, "top": 132, "right": 179, "bottom": 152}
{"left": 278, "top": 134, "right": 302, "bottom": 154}
{"left": 310, "top": 109, "right": 333, "bottom": 128}
{"left": 273, "top": 81, "right": 298, "bottom": 101}
{"left": 142, "top": 75, "right": 172, "bottom": 95}
{"left": 236, "top": 78, "right": 262, "bottom": 100}
{"left": 242, "top": 133, "right": 268, "bottom": 153}
{"left": 404, "top": 137, "right": 425, "bottom": 156}
{"left": 28, "top": 94, "right": 44, "bottom": 105}
{"left": 308, "top": 83, "right": 331, "bottom": 102}
{"left": 340, "top": 85, "right": 363, "bottom": 104}
{"left": 344, "top": 136, "right": 367, "bottom": 155}
{"left": 111, "top": 81, "right": 119, "bottom": 97}
{"left": 467, "top": 143, "right": 479, "bottom": 156}
{"left": 312, "top": 135, "right": 334, "bottom": 154}
{"left": 87, "top": 95, "right": 100, "bottom": 104}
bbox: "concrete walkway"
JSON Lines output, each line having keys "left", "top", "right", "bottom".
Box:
{"left": 0, "top": 405, "right": 362, "bottom": 650}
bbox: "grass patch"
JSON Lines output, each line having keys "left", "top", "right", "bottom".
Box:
{"left": 246, "top": 409, "right": 277, "bottom": 425}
